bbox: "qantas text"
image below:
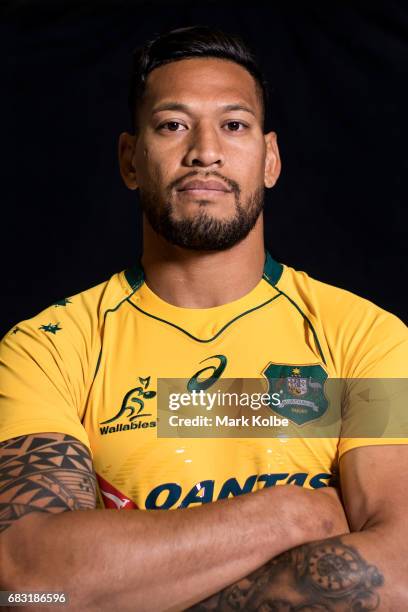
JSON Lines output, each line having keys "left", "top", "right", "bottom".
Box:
{"left": 145, "top": 472, "right": 332, "bottom": 509}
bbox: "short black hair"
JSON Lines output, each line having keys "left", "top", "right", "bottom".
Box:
{"left": 128, "top": 25, "right": 269, "bottom": 132}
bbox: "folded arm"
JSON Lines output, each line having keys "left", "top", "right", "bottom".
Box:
{"left": 1, "top": 433, "right": 348, "bottom": 612}
{"left": 189, "top": 444, "right": 408, "bottom": 611}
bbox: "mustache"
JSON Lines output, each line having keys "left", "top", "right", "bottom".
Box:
{"left": 168, "top": 171, "right": 241, "bottom": 196}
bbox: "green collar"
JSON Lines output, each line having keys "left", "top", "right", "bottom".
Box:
{"left": 125, "top": 250, "right": 283, "bottom": 291}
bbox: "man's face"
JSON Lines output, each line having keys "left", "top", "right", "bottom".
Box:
{"left": 120, "top": 57, "right": 280, "bottom": 250}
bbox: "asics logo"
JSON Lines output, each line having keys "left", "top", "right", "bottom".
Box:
{"left": 187, "top": 354, "right": 227, "bottom": 392}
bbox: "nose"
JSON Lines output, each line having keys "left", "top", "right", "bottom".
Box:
{"left": 183, "top": 123, "right": 224, "bottom": 168}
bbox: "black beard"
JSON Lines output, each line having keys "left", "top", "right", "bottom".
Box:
{"left": 139, "top": 181, "right": 264, "bottom": 252}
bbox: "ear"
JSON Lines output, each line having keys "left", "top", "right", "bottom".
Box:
{"left": 118, "top": 132, "right": 138, "bottom": 190}
{"left": 264, "top": 131, "right": 281, "bottom": 188}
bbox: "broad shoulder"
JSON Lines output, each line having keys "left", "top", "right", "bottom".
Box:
{"left": 1, "top": 270, "right": 131, "bottom": 345}
{"left": 278, "top": 264, "right": 407, "bottom": 376}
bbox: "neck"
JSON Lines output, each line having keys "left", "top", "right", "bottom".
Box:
{"left": 140, "top": 214, "right": 265, "bottom": 308}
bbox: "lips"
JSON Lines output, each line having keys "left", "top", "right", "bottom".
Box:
{"left": 178, "top": 179, "right": 231, "bottom": 192}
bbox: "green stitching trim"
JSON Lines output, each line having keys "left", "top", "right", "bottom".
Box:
{"left": 126, "top": 294, "right": 282, "bottom": 343}
{"left": 92, "top": 276, "right": 144, "bottom": 382}
{"left": 262, "top": 257, "right": 326, "bottom": 365}
{"left": 274, "top": 286, "right": 327, "bottom": 366}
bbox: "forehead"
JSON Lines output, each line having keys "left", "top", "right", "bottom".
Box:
{"left": 143, "top": 57, "right": 262, "bottom": 116}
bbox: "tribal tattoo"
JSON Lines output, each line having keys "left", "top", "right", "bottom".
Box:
{"left": 189, "top": 538, "right": 384, "bottom": 611}
{"left": 0, "top": 433, "right": 97, "bottom": 533}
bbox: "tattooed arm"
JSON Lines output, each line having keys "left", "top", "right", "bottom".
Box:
{"left": 189, "top": 445, "right": 408, "bottom": 611}
{"left": 0, "top": 433, "right": 97, "bottom": 531}
{"left": 1, "top": 433, "right": 348, "bottom": 612}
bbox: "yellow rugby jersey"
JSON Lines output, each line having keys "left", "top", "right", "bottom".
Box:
{"left": 1, "top": 252, "right": 407, "bottom": 510}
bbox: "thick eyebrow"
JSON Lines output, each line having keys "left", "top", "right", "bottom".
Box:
{"left": 221, "top": 104, "right": 256, "bottom": 117}
{"left": 151, "top": 102, "right": 256, "bottom": 117}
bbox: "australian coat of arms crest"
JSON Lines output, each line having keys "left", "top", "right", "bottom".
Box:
{"left": 263, "top": 363, "right": 329, "bottom": 426}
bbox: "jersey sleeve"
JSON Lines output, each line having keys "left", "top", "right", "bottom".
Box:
{"left": 337, "top": 307, "right": 408, "bottom": 459}
{"left": 0, "top": 300, "right": 96, "bottom": 454}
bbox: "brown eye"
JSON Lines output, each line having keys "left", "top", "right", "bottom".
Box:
{"left": 159, "top": 121, "right": 185, "bottom": 132}
{"left": 225, "top": 121, "right": 245, "bottom": 131}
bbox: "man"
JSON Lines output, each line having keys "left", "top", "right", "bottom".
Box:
{"left": 1, "top": 26, "right": 407, "bottom": 611}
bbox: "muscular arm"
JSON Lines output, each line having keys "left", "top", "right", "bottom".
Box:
{"left": 1, "top": 433, "right": 347, "bottom": 612}
{"left": 189, "top": 445, "right": 408, "bottom": 611}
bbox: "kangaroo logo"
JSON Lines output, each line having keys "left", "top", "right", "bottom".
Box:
{"left": 101, "top": 376, "right": 156, "bottom": 425}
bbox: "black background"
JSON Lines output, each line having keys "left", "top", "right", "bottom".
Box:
{"left": 1, "top": 0, "right": 407, "bottom": 337}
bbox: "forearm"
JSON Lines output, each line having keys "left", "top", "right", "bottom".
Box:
{"left": 190, "top": 524, "right": 408, "bottom": 611}
{"left": 3, "top": 486, "right": 343, "bottom": 612}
